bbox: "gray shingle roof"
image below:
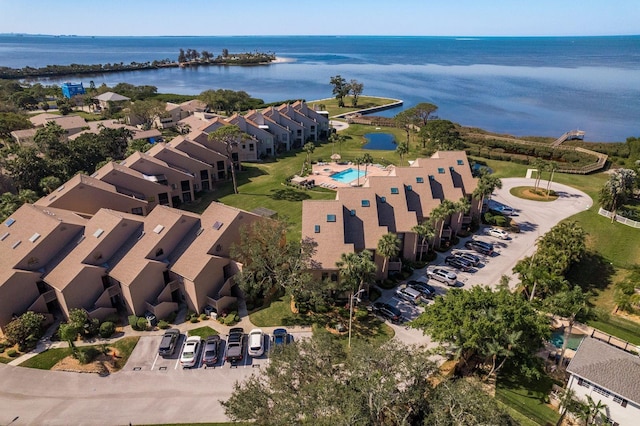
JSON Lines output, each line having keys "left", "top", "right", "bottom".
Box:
{"left": 567, "top": 337, "right": 640, "bottom": 404}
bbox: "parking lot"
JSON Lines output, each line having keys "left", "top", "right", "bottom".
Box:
{"left": 126, "top": 328, "right": 312, "bottom": 374}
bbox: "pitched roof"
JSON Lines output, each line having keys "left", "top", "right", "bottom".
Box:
{"left": 567, "top": 337, "right": 640, "bottom": 404}
{"left": 94, "top": 91, "right": 130, "bottom": 102}
{"left": 29, "top": 114, "right": 88, "bottom": 130}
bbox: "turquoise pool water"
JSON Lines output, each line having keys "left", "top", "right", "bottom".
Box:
{"left": 363, "top": 133, "right": 396, "bottom": 150}
{"left": 331, "top": 168, "right": 366, "bottom": 184}
{"left": 550, "top": 330, "right": 584, "bottom": 350}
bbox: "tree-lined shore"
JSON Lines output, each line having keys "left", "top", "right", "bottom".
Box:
{"left": 0, "top": 49, "right": 276, "bottom": 79}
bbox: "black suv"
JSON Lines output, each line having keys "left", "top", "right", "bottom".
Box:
{"left": 465, "top": 240, "right": 494, "bottom": 255}
{"left": 370, "top": 302, "right": 402, "bottom": 323}
{"left": 444, "top": 255, "right": 473, "bottom": 272}
{"left": 158, "top": 328, "right": 180, "bottom": 357}
{"left": 225, "top": 327, "right": 245, "bottom": 363}
{"left": 407, "top": 280, "right": 437, "bottom": 299}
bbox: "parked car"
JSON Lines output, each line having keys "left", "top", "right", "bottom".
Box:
{"left": 158, "top": 328, "right": 180, "bottom": 357}
{"left": 465, "top": 240, "right": 494, "bottom": 255}
{"left": 485, "top": 227, "right": 509, "bottom": 240}
{"left": 395, "top": 285, "right": 422, "bottom": 305}
{"left": 407, "top": 280, "right": 437, "bottom": 299}
{"left": 453, "top": 251, "right": 481, "bottom": 266}
{"left": 427, "top": 268, "right": 458, "bottom": 286}
{"left": 202, "top": 335, "right": 221, "bottom": 367}
{"left": 495, "top": 205, "right": 515, "bottom": 216}
{"left": 272, "top": 328, "right": 289, "bottom": 348}
{"left": 370, "top": 302, "right": 402, "bottom": 323}
{"left": 444, "top": 255, "right": 473, "bottom": 272}
{"left": 225, "top": 327, "right": 245, "bottom": 364}
{"left": 248, "top": 329, "right": 265, "bottom": 357}
{"left": 180, "top": 335, "right": 202, "bottom": 368}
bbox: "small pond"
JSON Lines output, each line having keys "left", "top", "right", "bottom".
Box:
{"left": 363, "top": 133, "right": 396, "bottom": 150}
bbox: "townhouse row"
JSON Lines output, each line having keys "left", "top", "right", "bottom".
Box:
{"left": 0, "top": 201, "right": 262, "bottom": 333}
{"left": 301, "top": 151, "right": 481, "bottom": 281}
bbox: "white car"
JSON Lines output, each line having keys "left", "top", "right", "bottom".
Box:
{"left": 180, "top": 335, "right": 202, "bottom": 368}
{"left": 247, "top": 329, "right": 265, "bottom": 357}
{"left": 485, "top": 227, "right": 509, "bottom": 240}
{"left": 427, "top": 268, "right": 457, "bottom": 286}
{"left": 496, "top": 205, "right": 515, "bottom": 216}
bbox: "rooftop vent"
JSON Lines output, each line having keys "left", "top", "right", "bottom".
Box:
{"left": 153, "top": 225, "right": 165, "bottom": 234}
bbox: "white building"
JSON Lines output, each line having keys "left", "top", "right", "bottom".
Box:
{"left": 566, "top": 337, "right": 640, "bottom": 426}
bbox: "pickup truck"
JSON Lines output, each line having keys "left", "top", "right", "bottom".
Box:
{"left": 225, "top": 327, "right": 245, "bottom": 363}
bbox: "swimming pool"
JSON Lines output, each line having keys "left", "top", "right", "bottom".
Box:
{"left": 550, "top": 329, "right": 584, "bottom": 350}
{"left": 331, "top": 168, "right": 366, "bottom": 184}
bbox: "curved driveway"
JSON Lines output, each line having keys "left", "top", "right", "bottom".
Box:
{"left": 0, "top": 178, "right": 592, "bottom": 425}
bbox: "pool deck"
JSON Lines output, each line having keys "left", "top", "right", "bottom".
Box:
{"left": 311, "top": 161, "right": 395, "bottom": 189}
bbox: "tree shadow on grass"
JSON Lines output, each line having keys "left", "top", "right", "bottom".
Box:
{"left": 565, "top": 251, "right": 616, "bottom": 293}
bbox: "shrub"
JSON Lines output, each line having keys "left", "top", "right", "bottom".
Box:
{"left": 76, "top": 347, "right": 100, "bottom": 364}
{"left": 354, "top": 309, "right": 369, "bottom": 321}
{"left": 99, "top": 321, "right": 115, "bottom": 338}
{"left": 7, "top": 349, "right": 18, "bottom": 358}
{"left": 163, "top": 311, "right": 177, "bottom": 324}
{"left": 4, "top": 311, "right": 45, "bottom": 351}
{"left": 128, "top": 315, "right": 139, "bottom": 329}
{"left": 157, "top": 320, "right": 170, "bottom": 329}
{"left": 136, "top": 317, "right": 148, "bottom": 331}
{"left": 190, "top": 317, "right": 200, "bottom": 323}
{"left": 223, "top": 312, "right": 239, "bottom": 326}
{"left": 199, "top": 313, "right": 208, "bottom": 321}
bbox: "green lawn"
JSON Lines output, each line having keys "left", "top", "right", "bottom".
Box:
{"left": 249, "top": 294, "right": 294, "bottom": 327}
{"left": 309, "top": 95, "right": 400, "bottom": 117}
{"left": 186, "top": 326, "right": 219, "bottom": 339}
{"left": 19, "top": 347, "right": 73, "bottom": 370}
{"left": 495, "top": 370, "right": 560, "bottom": 426}
{"left": 586, "top": 316, "right": 640, "bottom": 346}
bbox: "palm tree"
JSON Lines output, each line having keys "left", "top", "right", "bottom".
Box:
{"left": 207, "top": 125, "right": 248, "bottom": 194}
{"left": 482, "top": 330, "right": 521, "bottom": 381}
{"left": 39, "top": 176, "right": 62, "bottom": 194}
{"left": 584, "top": 395, "right": 608, "bottom": 425}
{"left": 532, "top": 158, "right": 547, "bottom": 192}
{"left": 303, "top": 142, "right": 315, "bottom": 169}
{"left": 395, "top": 142, "right": 409, "bottom": 164}
{"left": 599, "top": 168, "right": 637, "bottom": 222}
{"left": 361, "top": 153, "right": 374, "bottom": 184}
{"left": 545, "top": 287, "right": 589, "bottom": 368}
{"left": 556, "top": 388, "right": 577, "bottom": 426}
{"left": 336, "top": 250, "right": 377, "bottom": 294}
{"left": 472, "top": 171, "right": 502, "bottom": 208}
{"left": 353, "top": 156, "right": 363, "bottom": 187}
{"left": 377, "top": 233, "right": 401, "bottom": 277}
{"left": 412, "top": 222, "right": 435, "bottom": 261}
{"left": 330, "top": 132, "right": 347, "bottom": 155}
{"left": 429, "top": 199, "right": 458, "bottom": 249}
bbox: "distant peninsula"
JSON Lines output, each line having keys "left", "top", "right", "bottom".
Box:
{"left": 0, "top": 48, "right": 277, "bottom": 79}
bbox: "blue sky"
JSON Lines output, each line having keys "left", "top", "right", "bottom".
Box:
{"left": 1, "top": 0, "right": 638, "bottom": 37}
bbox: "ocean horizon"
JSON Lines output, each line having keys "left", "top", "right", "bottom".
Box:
{"left": 1, "top": 34, "right": 639, "bottom": 142}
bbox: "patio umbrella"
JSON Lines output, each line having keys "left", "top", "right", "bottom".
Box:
{"left": 331, "top": 153, "right": 341, "bottom": 161}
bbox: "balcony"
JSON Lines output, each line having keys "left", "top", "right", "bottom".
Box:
{"left": 145, "top": 280, "right": 180, "bottom": 319}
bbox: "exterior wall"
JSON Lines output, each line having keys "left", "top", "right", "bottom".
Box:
{"left": 38, "top": 184, "right": 149, "bottom": 216}
{"left": 180, "top": 258, "right": 228, "bottom": 313}
{"left": 55, "top": 268, "right": 106, "bottom": 318}
{"left": 568, "top": 374, "right": 639, "bottom": 426}
{"left": 0, "top": 273, "right": 42, "bottom": 332}
{"left": 120, "top": 266, "right": 166, "bottom": 316}
{"left": 122, "top": 157, "right": 195, "bottom": 205}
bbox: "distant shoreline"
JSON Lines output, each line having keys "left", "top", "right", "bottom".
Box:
{"left": 0, "top": 52, "right": 278, "bottom": 80}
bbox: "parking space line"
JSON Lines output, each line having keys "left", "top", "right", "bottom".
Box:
{"left": 151, "top": 352, "right": 159, "bottom": 371}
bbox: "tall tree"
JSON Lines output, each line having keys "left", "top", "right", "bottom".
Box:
{"left": 377, "top": 233, "right": 401, "bottom": 276}
{"left": 222, "top": 335, "right": 439, "bottom": 425}
{"left": 329, "top": 131, "right": 347, "bottom": 155}
{"left": 303, "top": 142, "right": 315, "bottom": 170}
{"left": 395, "top": 141, "right": 409, "bottom": 164}
{"left": 544, "top": 287, "right": 589, "bottom": 368}
{"left": 128, "top": 98, "right": 167, "bottom": 130}
{"left": 207, "top": 125, "right": 248, "bottom": 194}
{"left": 412, "top": 222, "right": 435, "bottom": 261}
{"left": 472, "top": 170, "right": 503, "bottom": 206}
{"left": 545, "top": 161, "right": 558, "bottom": 197}
{"left": 337, "top": 250, "right": 376, "bottom": 294}
{"left": 421, "top": 119, "right": 463, "bottom": 151}
{"left": 598, "top": 168, "right": 637, "bottom": 222}
{"left": 413, "top": 102, "right": 438, "bottom": 126}
{"left": 349, "top": 79, "right": 364, "bottom": 107}
{"left": 412, "top": 286, "right": 550, "bottom": 379}
{"left": 230, "top": 219, "right": 317, "bottom": 304}
{"left": 532, "top": 158, "right": 547, "bottom": 192}
{"left": 361, "top": 152, "right": 373, "bottom": 184}
{"left": 393, "top": 109, "right": 414, "bottom": 146}
{"left": 329, "top": 75, "right": 349, "bottom": 108}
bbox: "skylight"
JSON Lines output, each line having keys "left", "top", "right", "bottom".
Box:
{"left": 93, "top": 228, "right": 104, "bottom": 238}
{"left": 314, "top": 225, "right": 320, "bottom": 233}
{"left": 29, "top": 233, "right": 41, "bottom": 243}
{"left": 457, "top": 159, "right": 464, "bottom": 165}
{"left": 327, "top": 214, "right": 336, "bottom": 222}
{"left": 416, "top": 177, "right": 424, "bottom": 183}
{"left": 361, "top": 200, "right": 370, "bottom": 207}
{"left": 153, "top": 225, "right": 165, "bottom": 234}
{"left": 438, "top": 168, "right": 445, "bottom": 174}
{"left": 390, "top": 187, "right": 399, "bottom": 194}
{"left": 5, "top": 218, "right": 15, "bottom": 227}
{"left": 212, "top": 221, "right": 223, "bottom": 230}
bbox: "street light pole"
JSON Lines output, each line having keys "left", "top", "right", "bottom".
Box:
{"left": 348, "top": 289, "right": 365, "bottom": 348}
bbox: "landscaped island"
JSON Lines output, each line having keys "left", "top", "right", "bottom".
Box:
{"left": 0, "top": 49, "right": 276, "bottom": 79}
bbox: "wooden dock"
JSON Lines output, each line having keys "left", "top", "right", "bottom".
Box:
{"left": 552, "top": 130, "right": 585, "bottom": 146}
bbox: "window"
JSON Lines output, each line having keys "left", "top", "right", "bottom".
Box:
{"left": 613, "top": 395, "right": 628, "bottom": 407}
{"left": 350, "top": 209, "right": 356, "bottom": 216}
{"left": 457, "top": 159, "right": 464, "bottom": 165}
{"left": 158, "top": 193, "right": 169, "bottom": 205}
{"left": 592, "top": 385, "right": 611, "bottom": 398}
{"left": 327, "top": 214, "right": 336, "bottom": 222}
{"left": 217, "top": 161, "right": 225, "bottom": 170}
{"left": 390, "top": 187, "right": 399, "bottom": 194}
{"left": 181, "top": 180, "right": 190, "bottom": 191}
{"left": 416, "top": 177, "right": 424, "bottom": 183}
{"left": 438, "top": 167, "right": 445, "bottom": 174}
{"left": 577, "top": 378, "right": 590, "bottom": 388}
{"left": 361, "top": 200, "right": 370, "bottom": 207}
{"left": 249, "top": 143, "right": 254, "bottom": 152}
{"left": 314, "top": 225, "right": 320, "bottom": 233}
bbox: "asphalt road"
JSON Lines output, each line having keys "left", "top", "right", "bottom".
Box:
{"left": 0, "top": 177, "right": 591, "bottom": 425}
